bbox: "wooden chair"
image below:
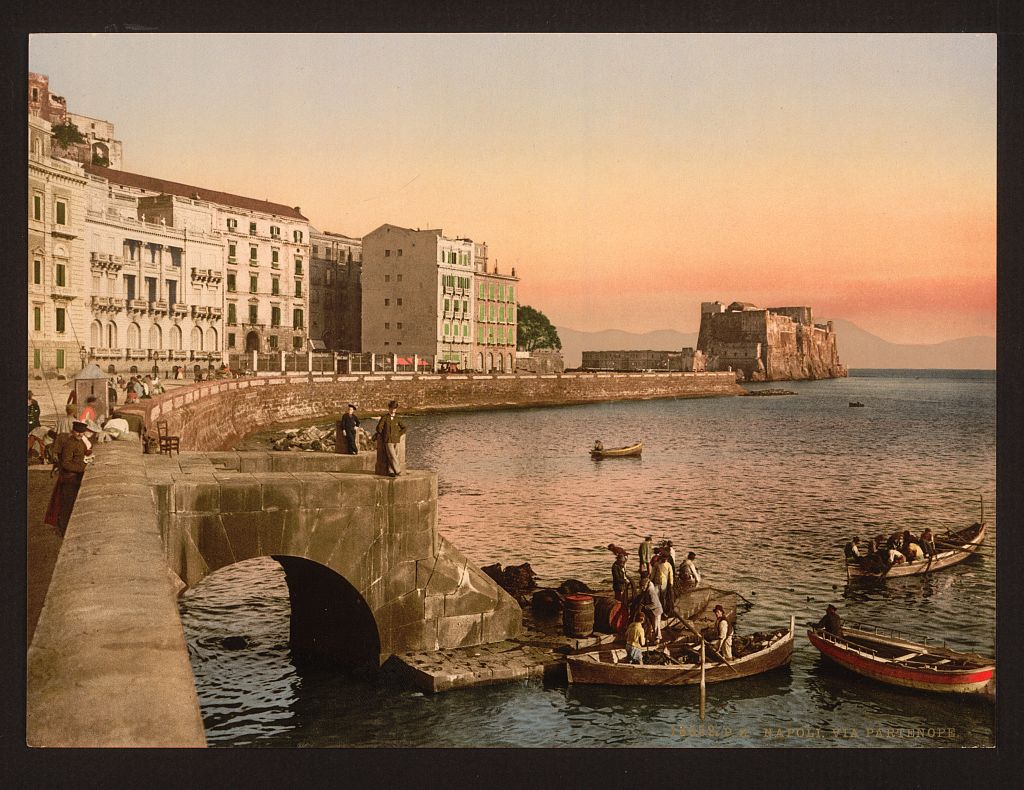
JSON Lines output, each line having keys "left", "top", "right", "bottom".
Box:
{"left": 156, "top": 420, "right": 180, "bottom": 455}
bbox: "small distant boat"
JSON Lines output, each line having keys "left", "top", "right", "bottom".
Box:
{"left": 591, "top": 441, "right": 643, "bottom": 459}
{"left": 566, "top": 618, "right": 794, "bottom": 686}
{"left": 849, "top": 401, "right": 865, "bottom": 407}
{"left": 846, "top": 519, "right": 986, "bottom": 580}
{"left": 807, "top": 623, "right": 994, "bottom": 696}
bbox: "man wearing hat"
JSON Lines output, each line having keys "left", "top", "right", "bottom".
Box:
{"left": 844, "top": 536, "right": 864, "bottom": 560}
{"left": 374, "top": 400, "right": 406, "bottom": 477}
{"left": 638, "top": 569, "right": 663, "bottom": 643}
{"left": 638, "top": 535, "right": 654, "bottom": 574}
{"left": 337, "top": 403, "right": 360, "bottom": 455}
{"left": 43, "top": 421, "right": 92, "bottom": 536}
{"left": 815, "top": 604, "right": 844, "bottom": 638}
{"left": 713, "top": 604, "right": 734, "bottom": 660}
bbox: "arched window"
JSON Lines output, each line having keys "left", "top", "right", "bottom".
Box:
{"left": 507, "top": 353, "right": 514, "bottom": 373}
{"left": 107, "top": 322, "right": 118, "bottom": 348}
{"left": 127, "top": 322, "right": 141, "bottom": 349}
{"left": 191, "top": 326, "right": 203, "bottom": 351}
{"left": 170, "top": 324, "right": 182, "bottom": 350}
{"left": 206, "top": 326, "right": 218, "bottom": 351}
{"left": 477, "top": 353, "right": 483, "bottom": 371}
{"left": 487, "top": 353, "right": 494, "bottom": 372}
{"left": 497, "top": 354, "right": 504, "bottom": 372}
{"left": 90, "top": 320, "right": 102, "bottom": 347}
{"left": 149, "top": 324, "right": 162, "bottom": 350}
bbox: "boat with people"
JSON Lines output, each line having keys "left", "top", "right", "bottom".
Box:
{"left": 590, "top": 441, "right": 643, "bottom": 459}
{"left": 807, "top": 622, "right": 994, "bottom": 697}
{"left": 845, "top": 519, "right": 986, "bottom": 580}
{"left": 565, "top": 617, "right": 794, "bottom": 686}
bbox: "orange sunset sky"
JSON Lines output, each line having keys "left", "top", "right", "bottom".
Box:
{"left": 30, "top": 33, "right": 996, "bottom": 344}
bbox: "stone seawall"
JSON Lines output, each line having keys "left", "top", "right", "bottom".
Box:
{"left": 27, "top": 442, "right": 207, "bottom": 747}
{"left": 120, "top": 371, "right": 743, "bottom": 450}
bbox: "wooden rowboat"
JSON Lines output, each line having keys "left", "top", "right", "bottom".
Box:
{"left": 807, "top": 623, "right": 994, "bottom": 697}
{"left": 846, "top": 520, "right": 985, "bottom": 579}
{"left": 591, "top": 441, "right": 643, "bottom": 459}
{"left": 566, "top": 618, "right": 794, "bottom": 686}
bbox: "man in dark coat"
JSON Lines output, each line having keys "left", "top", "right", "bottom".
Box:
{"left": 337, "top": 404, "right": 360, "bottom": 454}
{"left": 815, "top": 604, "right": 844, "bottom": 637}
{"left": 44, "top": 421, "right": 90, "bottom": 536}
{"left": 28, "top": 391, "right": 40, "bottom": 433}
{"left": 375, "top": 400, "right": 406, "bottom": 476}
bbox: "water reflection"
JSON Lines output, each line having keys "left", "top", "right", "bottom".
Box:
{"left": 181, "top": 372, "right": 995, "bottom": 747}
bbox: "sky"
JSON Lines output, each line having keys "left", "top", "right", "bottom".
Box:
{"left": 29, "top": 33, "right": 996, "bottom": 344}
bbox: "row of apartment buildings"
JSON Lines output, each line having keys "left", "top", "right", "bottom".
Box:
{"left": 28, "top": 72, "right": 519, "bottom": 378}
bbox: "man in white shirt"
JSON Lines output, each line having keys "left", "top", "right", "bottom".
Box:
{"left": 713, "top": 604, "right": 733, "bottom": 660}
{"left": 639, "top": 570, "right": 663, "bottom": 643}
{"left": 681, "top": 551, "right": 701, "bottom": 587}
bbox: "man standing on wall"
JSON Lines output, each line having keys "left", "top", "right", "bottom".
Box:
{"left": 337, "top": 403, "right": 360, "bottom": 455}
{"left": 375, "top": 400, "right": 406, "bottom": 477}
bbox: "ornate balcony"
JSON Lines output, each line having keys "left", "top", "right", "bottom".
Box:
{"left": 191, "top": 267, "right": 223, "bottom": 284}
{"left": 90, "top": 252, "right": 124, "bottom": 272}
{"left": 151, "top": 300, "right": 169, "bottom": 315}
{"left": 171, "top": 302, "right": 189, "bottom": 317}
{"left": 91, "top": 296, "right": 112, "bottom": 311}
{"left": 210, "top": 306, "right": 223, "bottom": 319}
{"left": 126, "top": 348, "right": 148, "bottom": 360}
{"left": 128, "top": 299, "right": 149, "bottom": 314}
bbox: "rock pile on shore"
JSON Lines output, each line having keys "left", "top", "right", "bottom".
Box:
{"left": 270, "top": 424, "right": 375, "bottom": 452}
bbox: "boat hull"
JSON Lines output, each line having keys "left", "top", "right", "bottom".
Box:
{"left": 591, "top": 442, "right": 643, "bottom": 458}
{"left": 566, "top": 628, "right": 793, "bottom": 686}
{"left": 846, "top": 523, "right": 985, "bottom": 579}
{"left": 807, "top": 628, "right": 994, "bottom": 695}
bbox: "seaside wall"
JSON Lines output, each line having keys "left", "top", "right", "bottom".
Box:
{"left": 119, "top": 370, "right": 743, "bottom": 450}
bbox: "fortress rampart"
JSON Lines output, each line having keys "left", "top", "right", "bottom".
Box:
{"left": 697, "top": 301, "right": 847, "bottom": 382}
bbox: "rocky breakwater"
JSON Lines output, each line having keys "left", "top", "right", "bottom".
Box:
{"left": 270, "top": 424, "right": 375, "bottom": 453}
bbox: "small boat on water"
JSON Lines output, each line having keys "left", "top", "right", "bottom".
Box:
{"left": 566, "top": 617, "right": 794, "bottom": 686}
{"left": 591, "top": 441, "right": 643, "bottom": 459}
{"left": 849, "top": 401, "right": 865, "bottom": 407}
{"left": 846, "top": 519, "right": 986, "bottom": 580}
{"left": 807, "top": 622, "right": 994, "bottom": 697}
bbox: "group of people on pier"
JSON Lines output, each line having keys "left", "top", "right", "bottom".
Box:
{"left": 609, "top": 536, "right": 706, "bottom": 652}
{"left": 334, "top": 400, "right": 408, "bottom": 478}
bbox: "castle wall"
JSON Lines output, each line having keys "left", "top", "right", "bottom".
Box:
{"left": 697, "top": 302, "right": 847, "bottom": 382}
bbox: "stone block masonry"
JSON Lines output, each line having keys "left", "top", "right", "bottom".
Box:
{"left": 119, "top": 370, "right": 744, "bottom": 450}
{"left": 28, "top": 440, "right": 523, "bottom": 745}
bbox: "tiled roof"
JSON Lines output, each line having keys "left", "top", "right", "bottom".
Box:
{"left": 83, "top": 163, "right": 307, "bottom": 220}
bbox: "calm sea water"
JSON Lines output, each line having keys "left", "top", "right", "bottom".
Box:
{"left": 179, "top": 370, "right": 996, "bottom": 747}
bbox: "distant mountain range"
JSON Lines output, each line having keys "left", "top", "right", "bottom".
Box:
{"left": 555, "top": 319, "right": 995, "bottom": 370}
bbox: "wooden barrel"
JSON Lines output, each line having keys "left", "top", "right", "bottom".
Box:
{"left": 563, "top": 594, "right": 595, "bottom": 637}
{"left": 592, "top": 596, "right": 621, "bottom": 633}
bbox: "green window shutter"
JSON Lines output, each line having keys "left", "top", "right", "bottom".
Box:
{"left": 55, "top": 308, "right": 65, "bottom": 333}
{"left": 33, "top": 349, "right": 41, "bottom": 368}
{"left": 33, "top": 307, "right": 41, "bottom": 330}
{"left": 56, "top": 201, "right": 66, "bottom": 225}
{"left": 444, "top": 299, "right": 450, "bottom": 312}
{"left": 56, "top": 349, "right": 65, "bottom": 368}
{"left": 34, "top": 260, "right": 41, "bottom": 284}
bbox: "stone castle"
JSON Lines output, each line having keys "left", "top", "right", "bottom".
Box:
{"left": 697, "top": 301, "right": 847, "bottom": 382}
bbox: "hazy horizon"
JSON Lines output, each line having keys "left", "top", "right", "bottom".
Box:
{"left": 30, "top": 33, "right": 995, "bottom": 350}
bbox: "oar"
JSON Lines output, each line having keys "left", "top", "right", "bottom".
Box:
{"left": 679, "top": 617, "right": 740, "bottom": 676}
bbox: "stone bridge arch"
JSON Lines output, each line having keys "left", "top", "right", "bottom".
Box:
{"left": 157, "top": 450, "right": 520, "bottom": 664}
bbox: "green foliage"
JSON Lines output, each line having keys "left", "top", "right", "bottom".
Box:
{"left": 92, "top": 152, "right": 109, "bottom": 167}
{"left": 51, "top": 120, "right": 85, "bottom": 148}
{"left": 516, "top": 305, "right": 562, "bottom": 351}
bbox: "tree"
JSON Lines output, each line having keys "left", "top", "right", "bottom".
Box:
{"left": 51, "top": 120, "right": 85, "bottom": 148}
{"left": 516, "top": 305, "right": 562, "bottom": 351}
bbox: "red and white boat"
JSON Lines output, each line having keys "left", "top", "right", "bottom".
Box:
{"left": 807, "top": 622, "right": 994, "bottom": 697}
